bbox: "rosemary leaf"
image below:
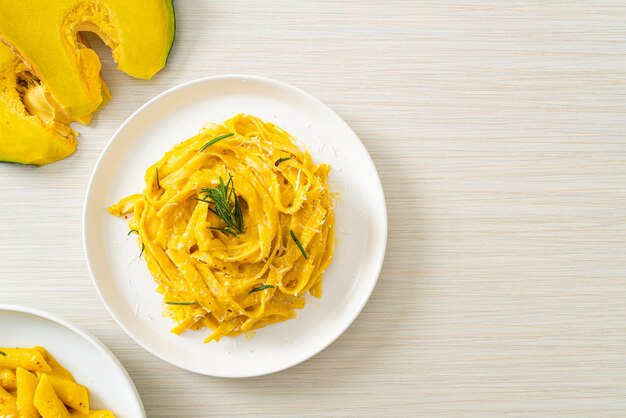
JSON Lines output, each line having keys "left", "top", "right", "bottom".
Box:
{"left": 165, "top": 301, "right": 198, "bottom": 306}
{"left": 290, "top": 230, "right": 308, "bottom": 259}
{"left": 208, "top": 226, "right": 236, "bottom": 236}
{"left": 199, "top": 133, "right": 234, "bottom": 152}
{"left": 274, "top": 156, "right": 293, "bottom": 166}
{"left": 127, "top": 229, "right": 139, "bottom": 236}
{"left": 248, "top": 285, "right": 275, "bottom": 294}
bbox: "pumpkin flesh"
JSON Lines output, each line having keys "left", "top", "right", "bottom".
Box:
{"left": 0, "top": 43, "right": 78, "bottom": 166}
{"left": 0, "top": 0, "right": 175, "bottom": 120}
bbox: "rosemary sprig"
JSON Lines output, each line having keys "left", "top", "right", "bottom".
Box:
{"left": 156, "top": 167, "right": 161, "bottom": 189}
{"left": 200, "top": 174, "right": 244, "bottom": 235}
{"left": 199, "top": 133, "right": 234, "bottom": 152}
{"left": 127, "top": 229, "right": 139, "bottom": 236}
{"left": 274, "top": 156, "right": 293, "bottom": 167}
{"left": 249, "top": 285, "right": 275, "bottom": 294}
{"left": 290, "top": 230, "right": 308, "bottom": 259}
{"left": 0, "top": 350, "right": 5, "bottom": 356}
{"left": 165, "top": 301, "right": 198, "bottom": 306}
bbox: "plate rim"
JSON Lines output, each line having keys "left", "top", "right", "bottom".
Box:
{"left": 0, "top": 303, "right": 146, "bottom": 417}
{"left": 83, "top": 74, "right": 388, "bottom": 377}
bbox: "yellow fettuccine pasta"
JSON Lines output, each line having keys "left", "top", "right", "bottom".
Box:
{"left": 108, "top": 114, "right": 335, "bottom": 342}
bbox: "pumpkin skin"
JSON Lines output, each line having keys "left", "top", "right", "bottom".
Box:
{"left": 0, "top": 43, "right": 78, "bottom": 166}
{"left": 0, "top": 0, "right": 175, "bottom": 120}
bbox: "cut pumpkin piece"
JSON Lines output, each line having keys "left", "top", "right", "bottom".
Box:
{"left": 0, "top": 43, "right": 78, "bottom": 165}
{"left": 13, "top": 32, "right": 111, "bottom": 127}
{"left": 0, "top": 0, "right": 175, "bottom": 120}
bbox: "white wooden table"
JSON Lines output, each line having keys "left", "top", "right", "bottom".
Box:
{"left": 2, "top": 1, "right": 625, "bottom": 416}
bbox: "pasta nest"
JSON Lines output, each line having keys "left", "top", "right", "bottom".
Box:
{"left": 108, "top": 114, "right": 335, "bottom": 342}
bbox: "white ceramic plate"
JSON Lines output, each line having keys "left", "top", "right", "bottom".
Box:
{"left": 83, "top": 75, "right": 387, "bottom": 377}
{"left": 0, "top": 305, "right": 145, "bottom": 417}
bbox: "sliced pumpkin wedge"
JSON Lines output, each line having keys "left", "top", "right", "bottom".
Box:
{"left": 0, "top": 43, "right": 78, "bottom": 166}
{"left": 0, "top": 0, "right": 175, "bottom": 120}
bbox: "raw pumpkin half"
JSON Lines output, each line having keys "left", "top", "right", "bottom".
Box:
{"left": 0, "top": 0, "right": 175, "bottom": 120}
{"left": 0, "top": 42, "right": 78, "bottom": 166}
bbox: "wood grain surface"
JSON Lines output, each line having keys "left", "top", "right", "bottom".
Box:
{"left": 1, "top": 1, "right": 625, "bottom": 416}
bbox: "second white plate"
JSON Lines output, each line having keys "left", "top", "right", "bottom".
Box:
{"left": 0, "top": 305, "right": 145, "bottom": 417}
{"left": 83, "top": 75, "right": 387, "bottom": 377}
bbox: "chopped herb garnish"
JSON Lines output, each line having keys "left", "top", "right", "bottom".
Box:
{"left": 156, "top": 167, "right": 161, "bottom": 189}
{"left": 200, "top": 174, "right": 244, "bottom": 235}
{"left": 208, "top": 226, "right": 236, "bottom": 236}
{"left": 274, "top": 156, "right": 293, "bottom": 167}
{"left": 165, "top": 301, "right": 198, "bottom": 306}
{"left": 0, "top": 350, "right": 5, "bottom": 356}
{"left": 130, "top": 230, "right": 143, "bottom": 257}
{"left": 290, "top": 230, "right": 308, "bottom": 259}
{"left": 199, "top": 133, "right": 234, "bottom": 152}
{"left": 248, "top": 285, "right": 275, "bottom": 294}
